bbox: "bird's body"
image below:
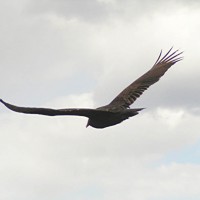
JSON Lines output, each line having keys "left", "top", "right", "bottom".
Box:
{"left": 87, "top": 107, "right": 144, "bottom": 128}
{"left": 0, "top": 48, "right": 183, "bottom": 128}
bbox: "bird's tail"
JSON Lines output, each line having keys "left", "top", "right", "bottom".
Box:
{"left": 126, "top": 108, "right": 145, "bottom": 117}
{"left": 132, "top": 108, "right": 145, "bottom": 111}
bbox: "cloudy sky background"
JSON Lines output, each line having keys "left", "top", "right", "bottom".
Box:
{"left": 0, "top": 0, "right": 200, "bottom": 199}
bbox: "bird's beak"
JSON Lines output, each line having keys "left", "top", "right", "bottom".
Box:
{"left": 86, "top": 119, "right": 90, "bottom": 128}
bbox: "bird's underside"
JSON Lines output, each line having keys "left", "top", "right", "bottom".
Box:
{"left": 0, "top": 48, "right": 183, "bottom": 128}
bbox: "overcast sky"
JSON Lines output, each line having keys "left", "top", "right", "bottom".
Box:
{"left": 0, "top": 0, "right": 200, "bottom": 200}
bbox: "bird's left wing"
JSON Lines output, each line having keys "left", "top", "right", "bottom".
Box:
{"left": 108, "top": 48, "right": 183, "bottom": 109}
{"left": 0, "top": 99, "right": 110, "bottom": 118}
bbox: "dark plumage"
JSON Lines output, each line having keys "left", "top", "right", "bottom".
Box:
{"left": 0, "top": 48, "right": 183, "bottom": 128}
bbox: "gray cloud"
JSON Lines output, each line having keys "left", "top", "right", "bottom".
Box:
{"left": 1, "top": 0, "right": 200, "bottom": 110}
{"left": 28, "top": 0, "right": 112, "bottom": 23}
{"left": 27, "top": 0, "right": 200, "bottom": 24}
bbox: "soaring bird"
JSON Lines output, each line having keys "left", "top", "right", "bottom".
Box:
{"left": 0, "top": 48, "right": 183, "bottom": 128}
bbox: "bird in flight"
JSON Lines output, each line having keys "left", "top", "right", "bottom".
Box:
{"left": 0, "top": 48, "right": 183, "bottom": 129}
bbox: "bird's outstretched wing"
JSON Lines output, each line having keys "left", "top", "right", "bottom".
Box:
{"left": 0, "top": 99, "right": 110, "bottom": 118}
{"left": 108, "top": 48, "right": 183, "bottom": 109}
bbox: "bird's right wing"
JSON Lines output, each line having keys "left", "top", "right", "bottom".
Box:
{"left": 108, "top": 48, "right": 183, "bottom": 109}
{"left": 0, "top": 99, "right": 110, "bottom": 118}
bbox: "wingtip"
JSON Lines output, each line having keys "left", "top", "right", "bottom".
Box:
{"left": 0, "top": 99, "right": 9, "bottom": 106}
{"left": 154, "top": 47, "right": 183, "bottom": 66}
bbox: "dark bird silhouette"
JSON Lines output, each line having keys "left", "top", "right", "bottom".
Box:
{"left": 0, "top": 48, "right": 183, "bottom": 128}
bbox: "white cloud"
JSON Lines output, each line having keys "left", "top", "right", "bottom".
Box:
{"left": 1, "top": 94, "right": 200, "bottom": 200}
